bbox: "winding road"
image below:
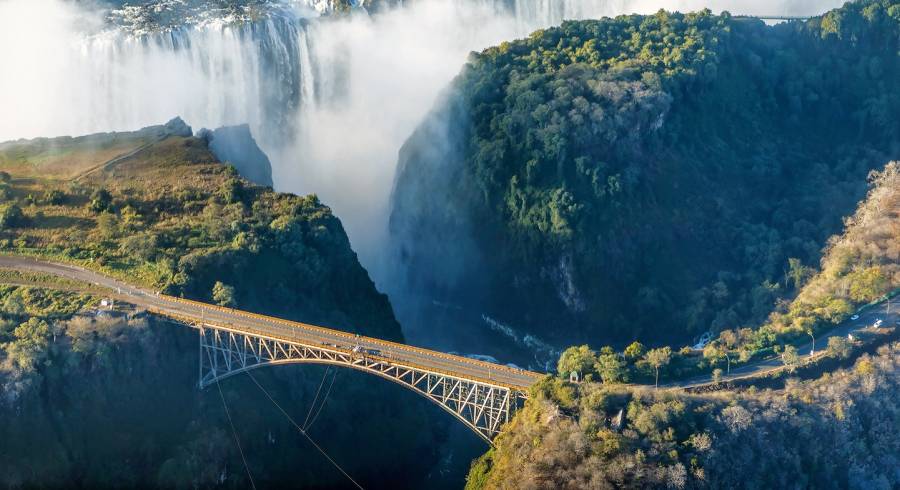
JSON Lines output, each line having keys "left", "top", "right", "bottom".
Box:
{"left": 0, "top": 255, "right": 542, "bottom": 391}
{"left": 0, "top": 255, "right": 895, "bottom": 390}
{"left": 673, "top": 296, "right": 898, "bottom": 388}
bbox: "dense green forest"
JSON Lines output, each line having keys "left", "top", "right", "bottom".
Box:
{"left": 390, "top": 0, "right": 900, "bottom": 349}
{"left": 0, "top": 123, "right": 449, "bottom": 488}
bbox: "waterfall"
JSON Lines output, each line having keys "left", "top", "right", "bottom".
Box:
{"left": 0, "top": 0, "right": 842, "bottom": 277}
{"left": 67, "top": 14, "right": 310, "bottom": 151}
{"left": 1, "top": 0, "right": 635, "bottom": 141}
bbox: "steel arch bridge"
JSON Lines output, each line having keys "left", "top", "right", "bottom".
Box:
{"left": 197, "top": 323, "right": 529, "bottom": 443}
{"left": 0, "top": 256, "right": 542, "bottom": 444}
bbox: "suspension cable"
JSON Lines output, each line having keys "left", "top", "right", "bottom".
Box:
{"left": 303, "top": 366, "right": 330, "bottom": 429}
{"left": 243, "top": 370, "right": 364, "bottom": 490}
{"left": 304, "top": 369, "right": 338, "bottom": 431}
{"left": 206, "top": 348, "right": 257, "bottom": 490}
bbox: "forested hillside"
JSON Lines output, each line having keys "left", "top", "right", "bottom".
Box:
{"left": 390, "top": 0, "right": 900, "bottom": 348}
{"left": 0, "top": 122, "right": 446, "bottom": 488}
{"left": 466, "top": 343, "right": 900, "bottom": 489}
{"left": 551, "top": 161, "right": 900, "bottom": 386}
{"left": 787, "top": 161, "right": 900, "bottom": 324}
{"left": 466, "top": 157, "right": 900, "bottom": 489}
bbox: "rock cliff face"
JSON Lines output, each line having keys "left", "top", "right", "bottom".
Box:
{"left": 199, "top": 124, "right": 275, "bottom": 187}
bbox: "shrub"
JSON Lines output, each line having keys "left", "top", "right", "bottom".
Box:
{"left": 89, "top": 189, "right": 113, "bottom": 214}
{"left": 211, "top": 281, "right": 236, "bottom": 307}
{"left": 0, "top": 204, "right": 24, "bottom": 229}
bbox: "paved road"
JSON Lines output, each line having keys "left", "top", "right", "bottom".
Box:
{"left": 672, "top": 296, "right": 898, "bottom": 387}
{"left": 3, "top": 255, "right": 895, "bottom": 391}
{"left": 0, "top": 256, "right": 542, "bottom": 391}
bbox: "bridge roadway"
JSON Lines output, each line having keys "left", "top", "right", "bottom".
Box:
{"left": 0, "top": 256, "right": 542, "bottom": 391}
{"left": 735, "top": 15, "right": 810, "bottom": 21}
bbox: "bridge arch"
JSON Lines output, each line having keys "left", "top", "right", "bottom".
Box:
{"left": 198, "top": 325, "right": 527, "bottom": 443}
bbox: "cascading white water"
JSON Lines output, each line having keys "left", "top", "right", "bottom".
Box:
{"left": 44, "top": 14, "right": 313, "bottom": 152}
{"left": 0, "top": 0, "right": 843, "bottom": 280}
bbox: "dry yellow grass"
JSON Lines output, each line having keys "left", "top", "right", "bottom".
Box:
{"left": 0, "top": 135, "right": 151, "bottom": 180}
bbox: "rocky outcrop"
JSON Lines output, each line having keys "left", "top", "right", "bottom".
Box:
{"left": 198, "top": 124, "right": 274, "bottom": 187}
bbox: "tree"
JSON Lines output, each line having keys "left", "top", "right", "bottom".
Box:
{"left": 781, "top": 345, "right": 800, "bottom": 372}
{"left": 212, "top": 281, "right": 236, "bottom": 308}
{"left": 120, "top": 205, "right": 143, "bottom": 229}
{"left": 786, "top": 258, "right": 812, "bottom": 290}
{"left": 848, "top": 267, "right": 889, "bottom": 302}
{"left": 97, "top": 213, "right": 119, "bottom": 239}
{"left": 855, "top": 357, "right": 875, "bottom": 376}
{"left": 595, "top": 351, "right": 627, "bottom": 384}
{"left": 719, "top": 329, "right": 738, "bottom": 350}
{"left": 4, "top": 318, "right": 51, "bottom": 372}
{"left": 119, "top": 232, "right": 159, "bottom": 262}
{"left": 220, "top": 178, "right": 244, "bottom": 204}
{"left": 89, "top": 188, "right": 113, "bottom": 214}
{"left": 819, "top": 298, "right": 854, "bottom": 323}
{"left": 827, "top": 336, "right": 852, "bottom": 359}
{"left": 624, "top": 341, "right": 645, "bottom": 361}
{"left": 2, "top": 289, "right": 25, "bottom": 315}
{"left": 557, "top": 345, "right": 597, "bottom": 379}
{"left": 43, "top": 189, "right": 65, "bottom": 205}
{"left": 703, "top": 342, "right": 731, "bottom": 375}
{"left": 0, "top": 203, "right": 24, "bottom": 229}
{"left": 712, "top": 368, "right": 724, "bottom": 384}
{"left": 644, "top": 347, "right": 672, "bottom": 388}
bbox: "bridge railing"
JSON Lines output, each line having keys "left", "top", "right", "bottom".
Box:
{"left": 158, "top": 294, "right": 542, "bottom": 382}
{"left": 151, "top": 307, "right": 536, "bottom": 392}
{"left": 5, "top": 255, "right": 539, "bottom": 381}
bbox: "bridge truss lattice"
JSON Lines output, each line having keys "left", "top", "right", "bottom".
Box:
{"left": 197, "top": 324, "right": 526, "bottom": 443}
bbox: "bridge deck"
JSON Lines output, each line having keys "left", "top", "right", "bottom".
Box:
{"left": 734, "top": 15, "right": 811, "bottom": 21}
{"left": 0, "top": 256, "right": 543, "bottom": 391}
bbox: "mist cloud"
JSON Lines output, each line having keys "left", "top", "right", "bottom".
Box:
{"left": 0, "top": 0, "right": 844, "bottom": 283}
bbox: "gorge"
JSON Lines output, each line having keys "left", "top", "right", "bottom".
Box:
{"left": 2, "top": 0, "right": 897, "bottom": 488}
{"left": 0, "top": 0, "right": 843, "bottom": 272}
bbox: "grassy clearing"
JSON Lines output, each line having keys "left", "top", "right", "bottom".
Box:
{"left": 0, "top": 133, "right": 151, "bottom": 181}
{"left": 0, "top": 132, "right": 232, "bottom": 292}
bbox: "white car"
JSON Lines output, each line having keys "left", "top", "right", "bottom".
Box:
{"left": 873, "top": 319, "right": 883, "bottom": 328}
{"left": 850, "top": 314, "right": 860, "bottom": 320}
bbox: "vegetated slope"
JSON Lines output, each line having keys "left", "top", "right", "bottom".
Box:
{"left": 784, "top": 161, "right": 900, "bottom": 324}
{"left": 0, "top": 118, "right": 398, "bottom": 339}
{"left": 0, "top": 119, "right": 173, "bottom": 180}
{"left": 0, "top": 121, "right": 445, "bottom": 488}
{"left": 389, "top": 0, "right": 900, "bottom": 348}
{"left": 548, "top": 161, "right": 900, "bottom": 386}
{"left": 465, "top": 343, "right": 900, "bottom": 490}
{"left": 465, "top": 160, "right": 900, "bottom": 489}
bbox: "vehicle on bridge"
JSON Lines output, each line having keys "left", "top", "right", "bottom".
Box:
{"left": 351, "top": 345, "right": 382, "bottom": 357}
